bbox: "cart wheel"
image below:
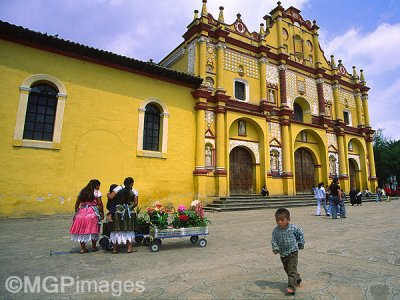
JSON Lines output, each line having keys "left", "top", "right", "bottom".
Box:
{"left": 143, "top": 237, "right": 151, "bottom": 246}
{"left": 99, "top": 237, "right": 108, "bottom": 249}
{"left": 198, "top": 238, "right": 207, "bottom": 247}
{"left": 106, "top": 241, "right": 114, "bottom": 251}
{"left": 190, "top": 236, "right": 199, "bottom": 244}
{"left": 150, "top": 242, "right": 160, "bottom": 252}
{"left": 135, "top": 236, "right": 144, "bottom": 243}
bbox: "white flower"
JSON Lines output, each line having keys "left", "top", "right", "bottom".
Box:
{"left": 191, "top": 200, "right": 201, "bottom": 207}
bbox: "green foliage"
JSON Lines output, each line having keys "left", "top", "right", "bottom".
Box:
{"left": 148, "top": 209, "right": 169, "bottom": 229}
{"left": 373, "top": 129, "right": 400, "bottom": 186}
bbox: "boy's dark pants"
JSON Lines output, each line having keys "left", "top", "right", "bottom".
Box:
{"left": 280, "top": 251, "right": 301, "bottom": 290}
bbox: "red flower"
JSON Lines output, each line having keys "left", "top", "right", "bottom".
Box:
{"left": 179, "top": 215, "right": 189, "bottom": 221}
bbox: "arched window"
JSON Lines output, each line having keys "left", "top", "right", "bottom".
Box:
{"left": 137, "top": 98, "right": 169, "bottom": 158}
{"left": 23, "top": 84, "right": 58, "bottom": 141}
{"left": 294, "top": 103, "right": 303, "bottom": 122}
{"left": 143, "top": 104, "right": 161, "bottom": 151}
{"left": 14, "top": 74, "right": 67, "bottom": 149}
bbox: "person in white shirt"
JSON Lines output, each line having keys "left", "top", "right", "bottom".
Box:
{"left": 315, "top": 182, "right": 329, "bottom": 216}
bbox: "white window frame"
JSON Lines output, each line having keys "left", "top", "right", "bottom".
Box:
{"left": 13, "top": 74, "right": 67, "bottom": 150}
{"left": 233, "top": 78, "right": 249, "bottom": 102}
{"left": 137, "top": 98, "right": 169, "bottom": 159}
{"left": 343, "top": 110, "right": 352, "bottom": 126}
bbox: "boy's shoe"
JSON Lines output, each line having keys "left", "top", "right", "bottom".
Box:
{"left": 286, "top": 288, "right": 295, "bottom": 295}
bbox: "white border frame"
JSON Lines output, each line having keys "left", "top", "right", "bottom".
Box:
{"left": 233, "top": 78, "right": 249, "bottom": 102}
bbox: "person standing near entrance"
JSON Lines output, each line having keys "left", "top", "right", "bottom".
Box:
{"left": 329, "top": 177, "right": 346, "bottom": 219}
{"left": 315, "top": 182, "right": 328, "bottom": 216}
{"left": 375, "top": 186, "right": 382, "bottom": 202}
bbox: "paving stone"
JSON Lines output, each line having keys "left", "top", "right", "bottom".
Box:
{"left": 0, "top": 201, "right": 400, "bottom": 299}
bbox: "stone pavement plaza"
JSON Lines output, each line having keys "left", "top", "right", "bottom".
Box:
{"left": 0, "top": 200, "right": 400, "bottom": 300}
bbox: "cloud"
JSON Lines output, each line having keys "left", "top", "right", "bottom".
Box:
{"left": 320, "top": 22, "right": 400, "bottom": 140}
{"left": 98, "top": 0, "right": 310, "bottom": 61}
{"left": 320, "top": 23, "right": 400, "bottom": 75}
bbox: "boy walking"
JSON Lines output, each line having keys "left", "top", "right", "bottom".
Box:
{"left": 271, "top": 208, "right": 305, "bottom": 295}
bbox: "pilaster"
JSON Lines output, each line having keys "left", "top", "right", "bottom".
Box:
{"left": 216, "top": 42, "right": 226, "bottom": 91}
{"left": 316, "top": 77, "right": 325, "bottom": 116}
{"left": 361, "top": 94, "right": 371, "bottom": 127}
{"left": 259, "top": 57, "right": 268, "bottom": 101}
{"left": 278, "top": 64, "right": 287, "bottom": 107}
{"left": 332, "top": 83, "right": 341, "bottom": 121}
{"left": 336, "top": 129, "right": 349, "bottom": 192}
{"left": 354, "top": 91, "right": 364, "bottom": 127}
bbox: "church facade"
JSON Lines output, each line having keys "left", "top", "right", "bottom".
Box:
{"left": 0, "top": 1, "right": 377, "bottom": 217}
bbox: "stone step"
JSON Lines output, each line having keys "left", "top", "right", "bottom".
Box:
{"left": 215, "top": 197, "right": 315, "bottom": 203}
{"left": 204, "top": 195, "right": 399, "bottom": 212}
{"left": 220, "top": 194, "right": 314, "bottom": 199}
{"left": 209, "top": 199, "right": 315, "bottom": 206}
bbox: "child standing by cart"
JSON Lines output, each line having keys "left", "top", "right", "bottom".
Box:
{"left": 271, "top": 208, "right": 305, "bottom": 295}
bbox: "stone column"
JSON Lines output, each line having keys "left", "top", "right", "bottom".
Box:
{"left": 198, "top": 37, "right": 208, "bottom": 80}
{"left": 361, "top": 94, "right": 371, "bottom": 127}
{"left": 281, "top": 119, "right": 293, "bottom": 195}
{"left": 332, "top": 83, "right": 341, "bottom": 121}
{"left": 192, "top": 88, "right": 212, "bottom": 198}
{"left": 276, "top": 17, "right": 284, "bottom": 52}
{"left": 216, "top": 42, "right": 226, "bottom": 91}
{"left": 337, "top": 131, "right": 349, "bottom": 192}
{"left": 214, "top": 103, "right": 227, "bottom": 195}
{"left": 354, "top": 91, "right": 363, "bottom": 127}
{"left": 195, "top": 106, "right": 206, "bottom": 171}
{"left": 312, "top": 22, "right": 321, "bottom": 68}
{"left": 259, "top": 57, "right": 268, "bottom": 101}
{"left": 278, "top": 64, "right": 287, "bottom": 107}
{"left": 366, "top": 136, "right": 377, "bottom": 181}
{"left": 316, "top": 78, "right": 325, "bottom": 115}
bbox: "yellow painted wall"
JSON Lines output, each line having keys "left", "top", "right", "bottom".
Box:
{"left": 166, "top": 48, "right": 188, "bottom": 73}
{"left": 0, "top": 40, "right": 198, "bottom": 217}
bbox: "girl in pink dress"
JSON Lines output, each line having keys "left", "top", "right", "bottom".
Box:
{"left": 70, "top": 179, "right": 104, "bottom": 253}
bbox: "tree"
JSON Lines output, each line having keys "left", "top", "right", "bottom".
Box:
{"left": 373, "top": 129, "right": 400, "bottom": 188}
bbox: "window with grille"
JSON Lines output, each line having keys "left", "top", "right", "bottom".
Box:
{"left": 23, "top": 84, "right": 58, "bottom": 141}
{"left": 234, "top": 81, "right": 246, "bottom": 101}
{"left": 143, "top": 104, "right": 161, "bottom": 151}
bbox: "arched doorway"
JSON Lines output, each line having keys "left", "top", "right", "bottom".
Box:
{"left": 229, "top": 147, "right": 253, "bottom": 194}
{"left": 295, "top": 148, "right": 315, "bottom": 194}
{"left": 349, "top": 159, "right": 357, "bottom": 189}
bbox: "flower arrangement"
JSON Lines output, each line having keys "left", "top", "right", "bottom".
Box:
{"left": 147, "top": 201, "right": 169, "bottom": 229}
{"left": 171, "top": 200, "right": 210, "bottom": 228}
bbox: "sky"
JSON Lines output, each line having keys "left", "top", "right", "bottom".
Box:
{"left": 1, "top": 0, "right": 399, "bottom": 140}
